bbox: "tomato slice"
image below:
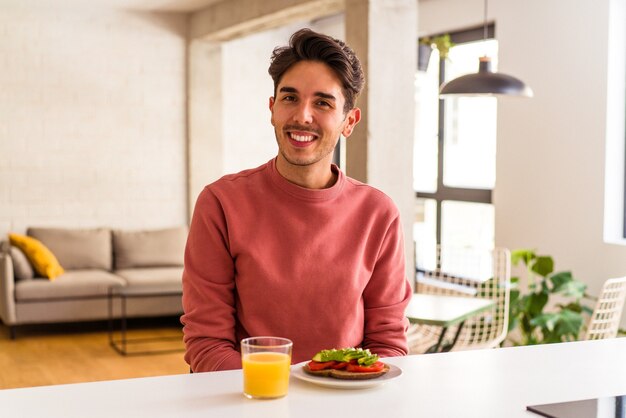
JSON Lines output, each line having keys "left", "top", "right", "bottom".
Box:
{"left": 346, "top": 361, "right": 385, "bottom": 373}
{"left": 307, "top": 361, "right": 336, "bottom": 371}
{"left": 330, "top": 361, "right": 348, "bottom": 369}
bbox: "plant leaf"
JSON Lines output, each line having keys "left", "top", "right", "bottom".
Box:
{"left": 553, "top": 279, "right": 586, "bottom": 299}
{"left": 508, "top": 316, "right": 518, "bottom": 332}
{"left": 531, "top": 256, "right": 553, "bottom": 277}
{"left": 510, "top": 289, "right": 520, "bottom": 305}
{"left": 511, "top": 249, "right": 535, "bottom": 266}
{"left": 549, "top": 271, "right": 573, "bottom": 289}
{"left": 560, "top": 302, "right": 583, "bottom": 313}
{"left": 525, "top": 292, "right": 548, "bottom": 316}
{"left": 531, "top": 310, "right": 584, "bottom": 342}
{"left": 531, "top": 313, "right": 558, "bottom": 332}
{"left": 554, "top": 309, "right": 584, "bottom": 337}
{"left": 430, "top": 34, "right": 454, "bottom": 59}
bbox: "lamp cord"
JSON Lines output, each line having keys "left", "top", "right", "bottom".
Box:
{"left": 483, "top": 0, "right": 488, "bottom": 42}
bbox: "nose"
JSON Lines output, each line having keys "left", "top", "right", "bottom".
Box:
{"left": 293, "top": 102, "right": 313, "bottom": 125}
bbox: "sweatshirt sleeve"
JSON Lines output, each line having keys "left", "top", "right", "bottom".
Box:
{"left": 181, "top": 187, "right": 242, "bottom": 372}
{"left": 362, "top": 214, "right": 412, "bottom": 358}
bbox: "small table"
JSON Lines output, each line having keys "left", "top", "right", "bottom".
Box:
{"left": 107, "top": 285, "right": 184, "bottom": 356}
{"left": 405, "top": 293, "right": 495, "bottom": 353}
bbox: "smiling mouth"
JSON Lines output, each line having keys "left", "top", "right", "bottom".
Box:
{"left": 288, "top": 132, "right": 318, "bottom": 143}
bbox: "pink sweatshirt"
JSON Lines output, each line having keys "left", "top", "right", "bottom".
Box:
{"left": 181, "top": 158, "right": 412, "bottom": 372}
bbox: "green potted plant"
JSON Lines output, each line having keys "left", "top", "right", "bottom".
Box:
{"left": 418, "top": 34, "right": 454, "bottom": 71}
{"left": 418, "top": 37, "right": 433, "bottom": 72}
{"left": 506, "top": 249, "right": 593, "bottom": 346}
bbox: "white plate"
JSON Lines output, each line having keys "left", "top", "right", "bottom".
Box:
{"left": 290, "top": 361, "right": 402, "bottom": 389}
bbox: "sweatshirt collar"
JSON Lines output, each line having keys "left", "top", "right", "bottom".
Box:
{"left": 267, "top": 158, "right": 345, "bottom": 201}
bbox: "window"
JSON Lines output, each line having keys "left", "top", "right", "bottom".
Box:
{"left": 623, "top": 90, "right": 626, "bottom": 238}
{"left": 414, "top": 25, "right": 497, "bottom": 272}
{"left": 603, "top": 3, "right": 626, "bottom": 244}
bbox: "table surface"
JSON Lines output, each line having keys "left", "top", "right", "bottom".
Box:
{"left": 2, "top": 338, "right": 625, "bottom": 418}
{"left": 405, "top": 293, "right": 496, "bottom": 327}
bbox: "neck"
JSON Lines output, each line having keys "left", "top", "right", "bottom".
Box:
{"left": 275, "top": 156, "right": 337, "bottom": 189}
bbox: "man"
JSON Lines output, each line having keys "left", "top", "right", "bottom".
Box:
{"left": 182, "top": 28, "right": 411, "bottom": 372}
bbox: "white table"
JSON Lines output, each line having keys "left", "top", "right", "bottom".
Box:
{"left": 406, "top": 293, "right": 496, "bottom": 352}
{"left": 2, "top": 338, "right": 625, "bottom": 418}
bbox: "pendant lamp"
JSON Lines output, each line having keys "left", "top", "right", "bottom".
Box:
{"left": 439, "top": 0, "right": 533, "bottom": 98}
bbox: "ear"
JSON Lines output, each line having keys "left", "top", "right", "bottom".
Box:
{"left": 341, "top": 107, "right": 361, "bottom": 138}
{"left": 269, "top": 96, "right": 275, "bottom": 126}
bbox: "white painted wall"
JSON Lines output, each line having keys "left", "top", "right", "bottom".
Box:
{"left": 221, "top": 26, "right": 292, "bottom": 174}
{"left": 188, "top": 39, "right": 224, "bottom": 213}
{"left": 418, "top": 0, "right": 484, "bottom": 36}
{"left": 0, "top": 6, "right": 188, "bottom": 234}
{"left": 495, "top": 0, "right": 626, "bottom": 300}
{"left": 419, "top": 0, "right": 626, "bottom": 325}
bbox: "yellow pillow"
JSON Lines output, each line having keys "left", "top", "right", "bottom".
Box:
{"left": 8, "top": 233, "right": 64, "bottom": 280}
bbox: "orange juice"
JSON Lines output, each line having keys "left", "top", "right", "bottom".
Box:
{"left": 242, "top": 352, "right": 291, "bottom": 399}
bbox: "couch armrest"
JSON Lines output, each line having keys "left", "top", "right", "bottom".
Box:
{"left": 0, "top": 251, "right": 17, "bottom": 325}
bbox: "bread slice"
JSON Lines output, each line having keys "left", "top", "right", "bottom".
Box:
{"left": 302, "top": 363, "right": 390, "bottom": 380}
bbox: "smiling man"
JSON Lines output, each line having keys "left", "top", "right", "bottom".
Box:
{"left": 181, "top": 28, "right": 412, "bottom": 372}
{"left": 269, "top": 59, "right": 360, "bottom": 189}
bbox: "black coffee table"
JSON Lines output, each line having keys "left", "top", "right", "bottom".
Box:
{"left": 107, "top": 285, "right": 184, "bottom": 355}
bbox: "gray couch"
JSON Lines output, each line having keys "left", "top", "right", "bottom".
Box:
{"left": 0, "top": 226, "right": 188, "bottom": 338}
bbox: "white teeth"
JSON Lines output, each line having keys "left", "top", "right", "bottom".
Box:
{"left": 290, "top": 133, "right": 315, "bottom": 142}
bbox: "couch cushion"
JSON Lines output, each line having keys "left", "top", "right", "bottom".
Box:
{"left": 15, "top": 270, "right": 126, "bottom": 301}
{"left": 9, "top": 233, "right": 65, "bottom": 280}
{"left": 9, "top": 245, "right": 35, "bottom": 281}
{"left": 27, "top": 227, "right": 112, "bottom": 271}
{"left": 0, "top": 239, "right": 8, "bottom": 255}
{"left": 113, "top": 226, "right": 187, "bottom": 269}
{"left": 114, "top": 267, "right": 183, "bottom": 288}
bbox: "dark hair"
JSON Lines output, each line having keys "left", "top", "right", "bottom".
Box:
{"left": 268, "top": 28, "right": 364, "bottom": 113}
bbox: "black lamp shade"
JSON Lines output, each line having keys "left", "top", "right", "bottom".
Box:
{"left": 439, "top": 57, "right": 533, "bottom": 98}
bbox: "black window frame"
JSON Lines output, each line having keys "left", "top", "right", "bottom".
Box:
{"left": 416, "top": 24, "right": 496, "bottom": 246}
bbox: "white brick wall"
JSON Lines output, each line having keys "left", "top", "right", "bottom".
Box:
{"left": 0, "top": 7, "right": 188, "bottom": 235}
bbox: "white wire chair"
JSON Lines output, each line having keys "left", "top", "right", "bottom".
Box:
{"left": 585, "top": 277, "right": 626, "bottom": 340}
{"left": 407, "top": 246, "right": 511, "bottom": 353}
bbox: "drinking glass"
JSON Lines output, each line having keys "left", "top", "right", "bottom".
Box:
{"left": 241, "top": 336, "right": 293, "bottom": 399}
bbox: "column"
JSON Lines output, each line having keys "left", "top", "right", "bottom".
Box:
{"left": 345, "top": 0, "right": 417, "bottom": 286}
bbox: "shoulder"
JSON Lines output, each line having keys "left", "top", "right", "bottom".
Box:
{"left": 194, "top": 161, "right": 271, "bottom": 209}
{"left": 205, "top": 161, "right": 271, "bottom": 194}
{"left": 215, "top": 162, "right": 269, "bottom": 186}
{"left": 343, "top": 176, "right": 400, "bottom": 217}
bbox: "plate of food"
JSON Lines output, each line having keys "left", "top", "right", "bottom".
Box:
{"left": 290, "top": 347, "right": 402, "bottom": 389}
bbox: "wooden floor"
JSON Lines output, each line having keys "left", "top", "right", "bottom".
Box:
{"left": 0, "top": 317, "right": 190, "bottom": 390}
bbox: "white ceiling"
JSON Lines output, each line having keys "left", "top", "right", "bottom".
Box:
{"left": 2, "top": 0, "right": 226, "bottom": 12}
{"left": 102, "top": 0, "right": 225, "bottom": 12}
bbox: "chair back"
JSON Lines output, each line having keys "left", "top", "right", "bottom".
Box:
{"left": 410, "top": 246, "right": 511, "bottom": 352}
{"left": 585, "top": 277, "right": 626, "bottom": 340}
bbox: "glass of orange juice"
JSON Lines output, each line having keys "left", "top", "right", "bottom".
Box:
{"left": 241, "top": 336, "right": 293, "bottom": 399}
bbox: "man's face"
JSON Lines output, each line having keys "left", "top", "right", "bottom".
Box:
{"left": 269, "top": 60, "right": 360, "bottom": 172}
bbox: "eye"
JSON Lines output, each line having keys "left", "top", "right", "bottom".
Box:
{"left": 316, "top": 100, "right": 332, "bottom": 108}
{"left": 281, "top": 95, "right": 296, "bottom": 102}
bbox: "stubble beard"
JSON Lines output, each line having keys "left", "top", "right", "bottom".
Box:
{"left": 275, "top": 130, "right": 336, "bottom": 167}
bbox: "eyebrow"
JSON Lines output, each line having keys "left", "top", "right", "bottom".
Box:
{"left": 279, "top": 86, "right": 337, "bottom": 102}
